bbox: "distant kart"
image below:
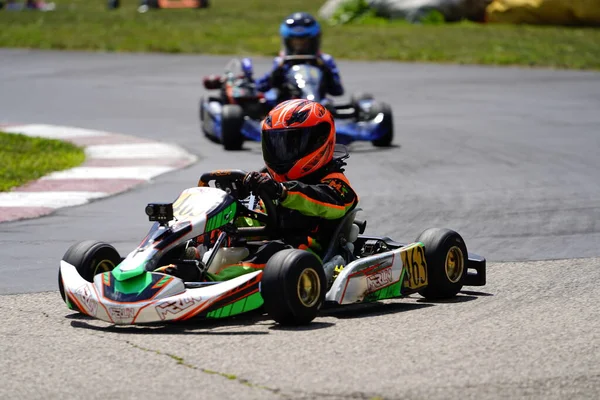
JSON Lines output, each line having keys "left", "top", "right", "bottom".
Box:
{"left": 199, "top": 55, "right": 395, "bottom": 150}
{"left": 58, "top": 169, "right": 486, "bottom": 326}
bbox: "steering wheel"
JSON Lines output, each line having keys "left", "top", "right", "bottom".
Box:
{"left": 281, "top": 55, "right": 321, "bottom": 67}
{"left": 198, "top": 169, "right": 278, "bottom": 237}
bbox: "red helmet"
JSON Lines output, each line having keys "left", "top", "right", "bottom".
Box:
{"left": 261, "top": 99, "right": 335, "bottom": 182}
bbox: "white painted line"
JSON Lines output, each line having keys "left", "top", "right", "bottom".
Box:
{"left": 41, "top": 166, "right": 175, "bottom": 180}
{"left": 3, "top": 124, "right": 110, "bottom": 139}
{"left": 0, "top": 191, "right": 107, "bottom": 208}
{"left": 86, "top": 143, "right": 195, "bottom": 160}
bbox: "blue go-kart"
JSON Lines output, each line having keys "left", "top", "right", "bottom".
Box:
{"left": 199, "top": 56, "right": 394, "bottom": 151}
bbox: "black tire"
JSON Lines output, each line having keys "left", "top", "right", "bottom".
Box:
{"left": 351, "top": 92, "right": 375, "bottom": 119}
{"left": 221, "top": 104, "right": 244, "bottom": 151}
{"left": 261, "top": 249, "right": 326, "bottom": 325}
{"left": 416, "top": 228, "right": 467, "bottom": 299}
{"left": 350, "top": 92, "right": 374, "bottom": 104}
{"left": 197, "top": 0, "right": 209, "bottom": 8}
{"left": 371, "top": 102, "right": 394, "bottom": 147}
{"left": 199, "top": 97, "right": 210, "bottom": 135}
{"left": 58, "top": 240, "right": 121, "bottom": 307}
{"left": 200, "top": 98, "right": 222, "bottom": 144}
{"left": 107, "top": 0, "right": 120, "bottom": 9}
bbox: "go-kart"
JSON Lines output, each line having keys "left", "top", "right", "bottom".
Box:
{"left": 58, "top": 169, "right": 486, "bottom": 326}
{"left": 199, "top": 55, "right": 395, "bottom": 151}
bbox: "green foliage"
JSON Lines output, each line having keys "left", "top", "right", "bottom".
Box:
{"left": 330, "top": 0, "right": 374, "bottom": 25}
{"left": 418, "top": 9, "right": 446, "bottom": 25}
{"left": 0, "top": 132, "right": 85, "bottom": 192}
{"left": 0, "top": 0, "right": 598, "bottom": 69}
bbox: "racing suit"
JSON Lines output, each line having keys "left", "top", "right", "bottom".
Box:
{"left": 209, "top": 155, "right": 358, "bottom": 281}
{"left": 255, "top": 53, "right": 344, "bottom": 97}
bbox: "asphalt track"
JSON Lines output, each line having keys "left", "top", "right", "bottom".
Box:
{"left": 1, "top": 49, "right": 599, "bottom": 399}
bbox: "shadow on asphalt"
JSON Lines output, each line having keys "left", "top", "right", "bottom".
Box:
{"left": 416, "top": 292, "right": 491, "bottom": 304}
{"left": 321, "top": 301, "right": 432, "bottom": 319}
{"left": 460, "top": 290, "right": 494, "bottom": 297}
{"left": 65, "top": 292, "right": 489, "bottom": 333}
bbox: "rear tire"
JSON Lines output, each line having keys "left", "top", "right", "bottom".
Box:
{"left": 199, "top": 97, "right": 210, "bottom": 135}
{"left": 221, "top": 104, "right": 244, "bottom": 151}
{"left": 416, "top": 228, "right": 467, "bottom": 299}
{"left": 58, "top": 241, "right": 121, "bottom": 308}
{"left": 261, "top": 249, "right": 326, "bottom": 325}
{"left": 371, "top": 102, "right": 394, "bottom": 147}
{"left": 351, "top": 92, "right": 374, "bottom": 104}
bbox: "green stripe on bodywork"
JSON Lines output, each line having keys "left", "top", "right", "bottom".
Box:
{"left": 206, "top": 292, "right": 264, "bottom": 319}
{"left": 154, "top": 275, "right": 171, "bottom": 288}
{"left": 206, "top": 202, "right": 237, "bottom": 232}
{"left": 65, "top": 295, "right": 74, "bottom": 310}
{"left": 113, "top": 272, "right": 154, "bottom": 295}
{"left": 281, "top": 192, "right": 347, "bottom": 220}
{"left": 364, "top": 269, "right": 404, "bottom": 302}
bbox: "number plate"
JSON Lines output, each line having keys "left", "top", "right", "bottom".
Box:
{"left": 401, "top": 243, "right": 428, "bottom": 290}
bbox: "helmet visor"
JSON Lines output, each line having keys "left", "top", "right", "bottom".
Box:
{"left": 284, "top": 36, "right": 319, "bottom": 55}
{"left": 289, "top": 38, "right": 311, "bottom": 53}
{"left": 262, "top": 122, "right": 331, "bottom": 173}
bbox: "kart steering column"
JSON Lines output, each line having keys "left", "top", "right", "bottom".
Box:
{"left": 204, "top": 230, "right": 228, "bottom": 270}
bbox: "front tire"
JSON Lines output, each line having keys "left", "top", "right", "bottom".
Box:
{"left": 221, "top": 104, "right": 244, "bottom": 151}
{"left": 58, "top": 240, "right": 121, "bottom": 307}
{"left": 416, "top": 228, "right": 467, "bottom": 299}
{"left": 371, "top": 102, "right": 394, "bottom": 147}
{"left": 261, "top": 249, "right": 326, "bottom": 325}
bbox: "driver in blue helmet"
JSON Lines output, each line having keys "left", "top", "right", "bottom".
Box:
{"left": 255, "top": 12, "right": 344, "bottom": 97}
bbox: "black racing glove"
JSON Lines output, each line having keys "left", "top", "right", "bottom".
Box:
{"left": 270, "top": 66, "right": 285, "bottom": 89}
{"left": 243, "top": 171, "right": 286, "bottom": 200}
{"left": 322, "top": 65, "right": 334, "bottom": 87}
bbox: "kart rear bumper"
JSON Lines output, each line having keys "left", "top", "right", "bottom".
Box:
{"left": 465, "top": 252, "right": 486, "bottom": 286}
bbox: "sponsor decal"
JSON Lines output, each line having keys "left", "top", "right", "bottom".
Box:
{"left": 366, "top": 266, "right": 393, "bottom": 293}
{"left": 155, "top": 297, "right": 203, "bottom": 321}
{"left": 76, "top": 284, "right": 98, "bottom": 316}
{"left": 108, "top": 307, "right": 135, "bottom": 321}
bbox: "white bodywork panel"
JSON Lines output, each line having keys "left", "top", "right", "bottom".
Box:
{"left": 60, "top": 260, "right": 261, "bottom": 325}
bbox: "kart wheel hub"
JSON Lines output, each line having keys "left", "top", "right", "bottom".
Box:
{"left": 445, "top": 246, "right": 464, "bottom": 283}
{"left": 297, "top": 268, "right": 321, "bottom": 308}
{"left": 93, "top": 259, "right": 117, "bottom": 276}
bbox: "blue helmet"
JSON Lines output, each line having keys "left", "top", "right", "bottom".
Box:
{"left": 279, "top": 12, "right": 321, "bottom": 55}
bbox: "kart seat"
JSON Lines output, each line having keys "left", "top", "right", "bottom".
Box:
{"left": 322, "top": 208, "right": 365, "bottom": 263}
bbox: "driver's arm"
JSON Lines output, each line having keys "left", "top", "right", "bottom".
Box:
{"left": 320, "top": 54, "right": 344, "bottom": 96}
{"left": 280, "top": 174, "right": 357, "bottom": 220}
{"left": 255, "top": 58, "right": 284, "bottom": 92}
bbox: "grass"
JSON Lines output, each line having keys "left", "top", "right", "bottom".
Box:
{"left": 0, "top": 0, "right": 599, "bottom": 69}
{"left": 0, "top": 131, "right": 85, "bottom": 192}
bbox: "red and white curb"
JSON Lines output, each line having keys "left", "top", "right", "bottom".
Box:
{"left": 0, "top": 124, "right": 197, "bottom": 223}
